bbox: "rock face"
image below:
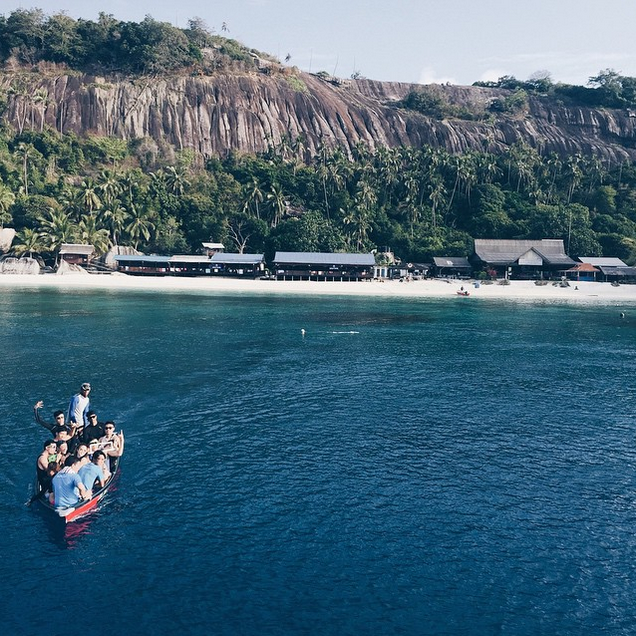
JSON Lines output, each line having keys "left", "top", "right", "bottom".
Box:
{"left": 3, "top": 70, "right": 636, "bottom": 162}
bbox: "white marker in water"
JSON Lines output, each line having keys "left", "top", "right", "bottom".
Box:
{"left": 301, "top": 328, "right": 306, "bottom": 336}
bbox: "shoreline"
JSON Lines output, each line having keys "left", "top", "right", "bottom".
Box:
{"left": 0, "top": 273, "right": 635, "bottom": 303}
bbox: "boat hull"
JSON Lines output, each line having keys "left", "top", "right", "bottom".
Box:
{"left": 36, "top": 457, "right": 120, "bottom": 524}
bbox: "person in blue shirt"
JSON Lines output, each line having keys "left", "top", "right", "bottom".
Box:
{"left": 78, "top": 450, "right": 110, "bottom": 491}
{"left": 51, "top": 456, "right": 90, "bottom": 509}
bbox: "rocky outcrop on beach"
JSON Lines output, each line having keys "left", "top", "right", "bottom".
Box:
{"left": 3, "top": 70, "right": 636, "bottom": 162}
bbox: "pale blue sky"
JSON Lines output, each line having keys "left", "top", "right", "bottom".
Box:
{"left": 9, "top": 1, "right": 636, "bottom": 86}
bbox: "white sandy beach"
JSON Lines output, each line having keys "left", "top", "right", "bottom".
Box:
{"left": 0, "top": 272, "right": 635, "bottom": 303}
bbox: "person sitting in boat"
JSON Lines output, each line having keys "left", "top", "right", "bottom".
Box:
{"left": 50, "top": 455, "right": 91, "bottom": 509}
{"left": 82, "top": 411, "right": 104, "bottom": 444}
{"left": 55, "top": 440, "right": 70, "bottom": 470}
{"left": 70, "top": 445, "right": 91, "bottom": 473}
{"left": 36, "top": 439, "right": 58, "bottom": 493}
{"left": 78, "top": 450, "right": 111, "bottom": 491}
{"left": 99, "top": 422, "right": 124, "bottom": 470}
{"left": 67, "top": 382, "right": 91, "bottom": 433}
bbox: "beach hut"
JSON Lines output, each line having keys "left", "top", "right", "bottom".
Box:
{"left": 59, "top": 243, "right": 95, "bottom": 266}
{"left": 564, "top": 262, "right": 600, "bottom": 281}
{"left": 432, "top": 256, "right": 472, "bottom": 278}
{"left": 575, "top": 257, "right": 636, "bottom": 283}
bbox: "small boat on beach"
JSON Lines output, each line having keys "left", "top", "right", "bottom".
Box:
{"left": 35, "top": 454, "right": 123, "bottom": 524}
{"left": 456, "top": 290, "right": 470, "bottom": 296}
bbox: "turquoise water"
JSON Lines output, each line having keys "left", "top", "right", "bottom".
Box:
{"left": 2, "top": 287, "right": 636, "bottom": 635}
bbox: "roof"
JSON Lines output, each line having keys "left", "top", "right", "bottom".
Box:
{"left": 113, "top": 255, "right": 171, "bottom": 264}
{"left": 273, "top": 252, "right": 375, "bottom": 266}
{"left": 210, "top": 253, "right": 264, "bottom": 265}
{"left": 59, "top": 243, "right": 94, "bottom": 255}
{"left": 433, "top": 256, "right": 471, "bottom": 268}
{"left": 202, "top": 242, "right": 225, "bottom": 250}
{"left": 169, "top": 255, "right": 212, "bottom": 263}
{"left": 566, "top": 263, "right": 599, "bottom": 272}
{"left": 578, "top": 257, "right": 628, "bottom": 267}
{"left": 598, "top": 266, "right": 636, "bottom": 277}
{"left": 474, "top": 239, "right": 575, "bottom": 266}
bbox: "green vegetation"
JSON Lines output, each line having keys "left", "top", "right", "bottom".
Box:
{"left": 474, "top": 69, "right": 636, "bottom": 110}
{"left": 0, "top": 8, "right": 263, "bottom": 75}
{"left": 397, "top": 86, "right": 484, "bottom": 121}
{"left": 2, "top": 121, "right": 636, "bottom": 266}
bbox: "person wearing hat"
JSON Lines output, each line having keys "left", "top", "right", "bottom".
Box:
{"left": 67, "top": 382, "right": 91, "bottom": 432}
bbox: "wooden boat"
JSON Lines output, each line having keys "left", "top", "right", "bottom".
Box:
{"left": 36, "top": 455, "right": 122, "bottom": 524}
{"left": 456, "top": 290, "right": 470, "bottom": 296}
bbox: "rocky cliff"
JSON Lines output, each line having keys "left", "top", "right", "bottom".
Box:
{"left": 3, "top": 69, "right": 636, "bottom": 163}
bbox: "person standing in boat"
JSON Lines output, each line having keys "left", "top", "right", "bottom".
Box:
{"left": 50, "top": 456, "right": 91, "bottom": 509}
{"left": 82, "top": 411, "right": 104, "bottom": 444}
{"left": 67, "top": 382, "right": 91, "bottom": 433}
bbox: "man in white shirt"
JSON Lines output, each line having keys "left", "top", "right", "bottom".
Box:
{"left": 67, "top": 382, "right": 91, "bottom": 431}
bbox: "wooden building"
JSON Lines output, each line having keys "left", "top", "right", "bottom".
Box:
{"left": 209, "top": 253, "right": 265, "bottom": 277}
{"left": 59, "top": 243, "right": 95, "bottom": 265}
{"left": 432, "top": 256, "right": 472, "bottom": 278}
{"left": 113, "top": 255, "right": 171, "bottom": 275}
{"left": 576, "top": 257, "right": 636, "bottom": 282}
{"left": 273, "top": 252, "right": 375, "bottom": 281}
{"left": 113, "top": 253, "right": 264, "bottom": 277}
{"left": 472, "top": 239, "right": 575, "bottom": 279}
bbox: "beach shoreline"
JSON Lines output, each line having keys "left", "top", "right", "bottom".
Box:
{"left": 0, "top": 273, "right": 635, "bottom": 303}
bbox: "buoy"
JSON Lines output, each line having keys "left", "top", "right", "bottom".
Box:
{"left": 620, "top": 313, "right": 625, "bottom": 319}
{"left": 301, "top": 328, "right": 306, "bottom": 336}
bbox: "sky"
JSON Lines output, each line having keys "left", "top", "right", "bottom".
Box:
{"left": 8, "top": 0, "right": 636, "bottom": 87}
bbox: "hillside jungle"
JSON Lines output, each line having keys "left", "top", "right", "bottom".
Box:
{"left": 2, "top": 9, "right": 636, "bottom": 266}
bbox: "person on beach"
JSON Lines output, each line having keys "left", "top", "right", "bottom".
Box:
{"left": 50, "top": 456, "right": 91, "bottom": 509}
{"left": 67, "top": 382, "right": 91, "bottom": 431}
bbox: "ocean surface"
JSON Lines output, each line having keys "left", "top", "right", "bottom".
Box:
{"left": 2, "top": 286, "right": 636, "bottom": 635}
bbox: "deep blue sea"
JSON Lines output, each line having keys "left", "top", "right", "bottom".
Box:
{"left": 2, "top": 286, "right": 636, "bottom": 635}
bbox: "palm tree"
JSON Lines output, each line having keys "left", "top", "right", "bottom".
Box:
{"left": 12, "top": 227, "right": 42, "bottom": 257}
{"left": 77, "top": 178, "right": 102, "bottom": 216}
{"left": 15, "top": 143, "right": 33, "bottom": 197}
{"left": 98, "top": 170, "right": 123, "bottom": 206}
{"left": 77, "top": 216, "right": 111, "bottom": 255}
{"left": 38, "top": 209, "right": 76, "bottom": 265}
{"left": 164, "top": 166, "right": 189, "bottom": 196}
{"left": 0, "top": 184, "right": 16, "bottom": 229}
{"left": 266, "top": 184, "right": 286, "bottom": 228}
{"left": 124, "top": 205, "right": 155, "bottom": 249}
{"left": 100, "top": 203, "right": 129, "bottom": 246}
{"left": 243, "top": 177, "right": 264, "bottom": 218}
{"left": 32, "top": 88, "right": 49, "bottom": 132}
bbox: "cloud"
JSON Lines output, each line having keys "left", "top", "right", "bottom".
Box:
{"left": 479, "top": 69, "right": 507, "bottom": 83}
{"left": 418, "top": 66, "right": 456, "bottom": 85}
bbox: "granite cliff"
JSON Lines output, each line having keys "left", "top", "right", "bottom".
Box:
{"left": 3, "top": 69, "right": 636, "bottom": 163}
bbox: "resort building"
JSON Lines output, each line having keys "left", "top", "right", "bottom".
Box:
{"left": 472, "top": 239, "right": 575, "bottom": 280}
{"left": 113, "top": 253, "right": 265, "bottom": 277}
{"left": 273, "top": 252, "right": 376, "bottom": 281}
{"left": 576, "top": 257, "right": 636, "bottom": 283}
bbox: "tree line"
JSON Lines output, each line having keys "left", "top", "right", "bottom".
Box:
{"left": 2, "top": 124, "right": 636, "bottom": 267}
